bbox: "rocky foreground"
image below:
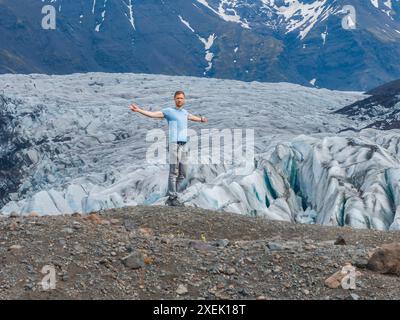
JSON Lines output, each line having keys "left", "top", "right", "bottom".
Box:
{"left": 1, "top": 206, "right": 400, "bottom": 300}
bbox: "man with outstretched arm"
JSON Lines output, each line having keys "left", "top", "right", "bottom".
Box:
{"left": 129, "top": 91, "right": 208, "bottom": 206}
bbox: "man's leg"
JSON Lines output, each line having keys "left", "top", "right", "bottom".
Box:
{"left": 167, "top": 143, "right": 178, "bottom": 199}
{"left": 167, "top": 163, "right": 179, "bottom": 199}
{"left": 167, "top": 143, "right": 179, "bottom": 200}
{"left": 177, "top": 145, "right": 188, "bottom": 193}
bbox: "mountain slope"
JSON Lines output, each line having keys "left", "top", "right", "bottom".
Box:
{"left": 1, "top": 0, "right": 400, "bottom": 90}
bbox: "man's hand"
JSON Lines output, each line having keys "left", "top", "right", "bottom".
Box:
{"left": 189, "top": 114, "right": 208, "bottom": 123}
{"left": 129, "top": 103, "right": 141, "bottom": 112}
{"left": 129, "top": 103, "right": 164, "bottom": 119}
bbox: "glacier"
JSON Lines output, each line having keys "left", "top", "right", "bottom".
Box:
{"left": 1, "top": 72, "right": 400, "bottom": 231}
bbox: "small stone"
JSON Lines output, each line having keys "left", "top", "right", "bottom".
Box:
{"left": 121, "top": 251, "right": 145, "bottom": 270}
{"left": 72, "top": 221, "right": 82, "bottom": 230}
{"left": 304, "top": 245, "right": 317, "bottom": 251}
{"left": 207, "top": 266, "right": 220, "bottom": 274}
{"left": 283, "top": 282, "right": 291, "bottom": 289}
{"left": 110, "top": 251, "right": 117, "bottom": 256}
{"left": 212, "top": 239, "right": 230, "bottom": 248}
{"left": 123, "top": 219, "right": 136, "bottom": 231}
{"left": 324, "top": 264, "right": 360, "bottom": 289}
{"left": 189, "top": 241, "right": 216, "bottom": 252}
{"left": 226, "top": 267, "right": 236, "bottom": 275}
{"left": 325, "top": 271, "right": 345, "bottom": 289}
{"left": 216, "top": 283, "right": 225, "bottom": 290}
{"left": 302, "top": 289, "right": 310, "bottom": 295}
{"left": 62, "top": 227, "right": 74, "bottom": 234}
{"left": 24, "top": 283, "right": 34, "bottom": 291}
{"left": 100, "top": 220, "right": 111, "bottom": 226}
{"left": 214, "top": 290, "right": 230, "bottom": 300}
{"left": 350, "top": 293, "right": 360, "bottom": 300}
{"left": 238, "top": 288, "right": 250, "bottom": 296}
{"left": 59, "top": 271, "right": 69, "bottom": 282}
{"left": 99, "top": 259, "right": 109, "bottom": 265}
{"left": 110, "top": 219, "right": 120, "bottom": 225}
{"left": 273, "top": 266, "right": 282, "bottom": 273}
{"left": 334, "top": 235, "right": 347, "bottom": 246}
{"left": 138, "top": 227, "right": 154, "bottom": 237}
{"left": 85, "top": 214, "right": 102, "bottom": 224}
{"left": 8, "top": 244, "right": 22, "bottom": 251}
{"left": 9, "top": 222, "right": 18, "bottom": 231}
{"left": 267, "top": 242, "right": 283, "bottom": 251}
{"left": 28, "top": 212, "right": 39, "bottom": 218}
{"left": 353, "top": 258, "right": 369, "bottom": 269}
{"left": 73, "top": 244, "right": 86, "bottom": 253}
{"left": 176, "top": 284, "right": 188, "bottom": 295}
{"left": 9, "top": 212, "right": 19, "bottom": 218}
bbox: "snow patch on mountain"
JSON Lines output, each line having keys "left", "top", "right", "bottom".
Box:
{"left": 179, "top": 15, "right": 195, "bottom": 32}
{"left": 198, "top": 34, "right": 217, "bottom": 74}
{"left": 369, "top": 0, "right": 396, "bottom": 17}
{"left": 177, "top": 15, "right": 216, "bottom": 74}
{"left": 321, "top": 27, "right": 328, "bottom": 45}
{"left": 373, "top": 0, "right": 394, "bottom": 10}
{"left": 196, "top": 0, "right": 251, "bottom": 29}
{"left": 123, "top": 0, "right": 136, "bottom": 31}
{"left": 197, "top": 0, "right": 336, "bottom": 40}
{"left": 275, "top": 0, "right": 334, "bottom": 39}
{"left": 371, "top": 0, "right": 379, "bottom": 8}
{"left": 95, "top": 0, "right": 108, "bottom": 32}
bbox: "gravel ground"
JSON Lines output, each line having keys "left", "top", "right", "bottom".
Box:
{"left": 1, "top": 206, "right": 400, "bottom": 300}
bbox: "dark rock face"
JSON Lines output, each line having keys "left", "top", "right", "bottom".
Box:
{"left": 1, "top": 0, "right": 400, "bottom": 90}
{"left": 335, "top": 79, "right": 400, "bottom": 130}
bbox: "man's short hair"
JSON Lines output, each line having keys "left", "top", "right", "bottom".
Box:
{"left": 174, "top": 91, "right": 185, "bottom": 98}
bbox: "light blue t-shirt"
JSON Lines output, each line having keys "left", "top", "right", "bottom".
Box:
{"left": 162, "top": 107, "right": 189, "bottom": 143}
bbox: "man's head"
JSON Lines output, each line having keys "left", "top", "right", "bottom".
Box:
{"left": 174, "top": 91, "right": 185, "bottom": 109}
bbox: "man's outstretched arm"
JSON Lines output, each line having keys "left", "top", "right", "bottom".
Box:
{"left": 188, "top": 114, "right": 208, "bottom": 123}
{"left": 129, "top": 103, "right": 164, "bottom": 119}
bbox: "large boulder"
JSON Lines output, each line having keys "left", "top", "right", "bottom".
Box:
{"left": 367, "top": 243, "right": 400, "bottom": 276}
